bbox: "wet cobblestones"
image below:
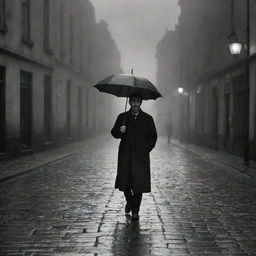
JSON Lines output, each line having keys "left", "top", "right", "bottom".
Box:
{"left": 0, "top": 136, "right": 256, "bottom": 255}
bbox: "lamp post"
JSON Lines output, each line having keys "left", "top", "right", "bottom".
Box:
{"left": 178, "top": 87, "right": 184, "bottom": 142}
{"left": 228, "top": 0, "right": 250, "bottom": 165}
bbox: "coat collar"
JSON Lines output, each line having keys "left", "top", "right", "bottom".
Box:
{"left": 130, "top": 109, "right": 141, "bottom": 118}
{"left": 127, "top": 109, "right": 145, "bottom": 126}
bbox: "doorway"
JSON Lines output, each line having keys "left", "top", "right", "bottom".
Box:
{"left": 44, "top": 75, "right": 52, "bottom": 142}
{"left": 212, "top": 87, "right": 218, "bottom": 149}
{"left": 0, "top": 66, "right": 6, "bottom": 152}
{"left": 20, "top": 71, "right": 32, "bottom": 150}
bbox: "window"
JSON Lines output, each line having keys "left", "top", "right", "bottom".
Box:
{"left": 21, "top": 0, "right": 32, "bottom": 45}
{"left": 0, "top": 0, "right": 7, "bottom": 32}
{"left": 79, "top": 17, "right": 83, "bottom": 72}
{"left": 70, "top": 15, "right": 74, "bottom": 64}
{"left": 60, "top": 4, "right": 64, "bottom": 59}
{"left": 230, "top": 0, "right": 235, "bottom": 33}
{"left": 44, "top": 0, "right": 50, "bottom": 52}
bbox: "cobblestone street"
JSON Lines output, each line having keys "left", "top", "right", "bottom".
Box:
{"left": 1, "top": 136, "right": 256, "bottom": 255}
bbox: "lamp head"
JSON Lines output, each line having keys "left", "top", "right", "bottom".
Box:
{"left": 229, "top": 42, "right": 243, "bottom": 55}
{"left": 228, "top": 31, "right": 242, "bottom": 55}
{"left": 178, "top": 87, "right": 184, "bottom": 94}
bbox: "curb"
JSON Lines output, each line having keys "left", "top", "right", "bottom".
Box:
{"left": 0, "top": 136, "right": 109, "bottom": 185}
{"left": 171, "top": 140, "right": 256, "bottom": 181}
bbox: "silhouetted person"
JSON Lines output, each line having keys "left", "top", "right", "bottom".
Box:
{"left": 166, "top": 121, "right": 172, "bottom": 143}
{"left": 111, "top": 92, "right": 157, "bottom": 220}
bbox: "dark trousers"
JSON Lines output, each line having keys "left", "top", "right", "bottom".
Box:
{"left": 124, "top": 190, "right": 142, "bottom": 214}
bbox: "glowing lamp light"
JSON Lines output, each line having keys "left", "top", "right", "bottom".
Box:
{"left": 229, "top": 42, "right": 243, "bottom": 55}
{"left": 178, "top": 87, "right": 184, "bottom": 94}
{"left": 228, "top": 31, "right": 243, "bottom": 55}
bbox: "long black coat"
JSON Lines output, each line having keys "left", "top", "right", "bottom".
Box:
{"left": 111, "top": 109, "right": 157, "bottom": 193}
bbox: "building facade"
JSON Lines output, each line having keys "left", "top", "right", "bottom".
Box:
{"left": 0, "top": 0, "right": 122, "bottom": 158}
{"left": 156, "top": 0, "right": 256, "bottom": 160}
{"left": 155, "top": 27, "right": 181, "bottom": 137}
{"left": 89, "top": 20, "right": 123, "bottom": 133}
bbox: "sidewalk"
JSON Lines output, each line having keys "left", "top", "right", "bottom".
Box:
{"left": 171, "top": 138, "right": 256, "bottom": 180}
{"left": 1, "top": 135, "right": 256, "bottom": 184}
{"left": 0, "top": 135, "right": 109, "bottom": 184}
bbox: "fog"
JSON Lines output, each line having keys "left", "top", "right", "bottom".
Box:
{"left": 91, "top": 0, "right": 180, "bottom": 118}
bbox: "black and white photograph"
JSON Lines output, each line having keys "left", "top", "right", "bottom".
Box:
{"left": 1, "top": 0, "right": 256, "bottom": 255}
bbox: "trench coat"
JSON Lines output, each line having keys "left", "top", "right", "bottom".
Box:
{"left": 111, "top": 109, "right": 157, "bottom": 193}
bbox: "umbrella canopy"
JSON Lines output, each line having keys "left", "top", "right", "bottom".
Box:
{"left": 94, "top": 74, "right": 162, "bottom": 100}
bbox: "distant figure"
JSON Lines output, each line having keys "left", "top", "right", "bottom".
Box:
{"left": 111, "top": 92, "right": 157, "bottom": 221}
{"left": 166, "top": 121, "right": 172, "bottom": 144}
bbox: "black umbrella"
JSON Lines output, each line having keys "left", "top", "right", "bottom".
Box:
{"left": 94, "top": 70, "right": 162, "bottom": 124}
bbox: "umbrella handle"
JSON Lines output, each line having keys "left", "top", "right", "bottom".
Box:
{"left": 122, "top": 96, "right": 129, "bottom": 126}
{"left": 123, "top": 73, "right": 132, "bottom": 126}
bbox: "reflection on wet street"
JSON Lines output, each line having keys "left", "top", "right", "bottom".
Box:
{"left": 1, "top": 137, "right": 256, "bottom": 255}
{"left": 112, "top": 215, "right": 153, "bottom": 256}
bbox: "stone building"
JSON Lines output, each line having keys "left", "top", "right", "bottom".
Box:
{"left": 89, "top": 20, "right": 122, "bottom": 133}
{"left": 0, "top": 0, "right": 122, "bottom": 158}
{"left": 156, "top": 0, "right": 256, "bottom": 160}
{"left": 155, "top": 26, "right": 180, "bottom": 137}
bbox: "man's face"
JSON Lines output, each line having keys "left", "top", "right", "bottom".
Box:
{"left": 129, "top": 96, "right": 142, "bottom": 113}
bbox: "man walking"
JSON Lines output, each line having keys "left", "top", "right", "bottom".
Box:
{"left": 111, "top": 92, "right": 157, "bottom": 220}
{"left": 166, "top": 120, "right": 172, "bottom": 144}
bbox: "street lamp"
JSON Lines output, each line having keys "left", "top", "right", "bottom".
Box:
{"left": 177, "top": 87, "right": 184, "bottom": 143}
{"left": 229, "top": 42, "right": 243, "bottom": 55}
{"left": 228, "top": 31, "right": 243, "bottom": 55}
{"left": 178, "top": 87, "right": 184, "bottom": 94}
{"left": 228, "top": 0, "right": 250, "bottom": 165}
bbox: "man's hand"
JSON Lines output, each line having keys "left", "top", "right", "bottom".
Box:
{"left": 120, "top": 125, "right": 126, "bottom": 133}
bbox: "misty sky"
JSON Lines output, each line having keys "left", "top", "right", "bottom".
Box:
{"left": 90, "top": 0, "right": 180, "bottom": 83}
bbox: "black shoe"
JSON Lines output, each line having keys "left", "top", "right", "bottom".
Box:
{"left": 131, "top": 212, "right": 139, "bottom": 221}
{"left": 125, "top": 203, "right": 132, "bottom": 214}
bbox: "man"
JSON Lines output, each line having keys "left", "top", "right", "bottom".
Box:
{"left": 111, "top": 92, "right": 157, "bottom": 220}
{"left": 166, "top": 120, "right": 172, "bottom": 144}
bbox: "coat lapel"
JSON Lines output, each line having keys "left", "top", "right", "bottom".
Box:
{"left": 127, "top": 109, "right": 145, "bottom": 128}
